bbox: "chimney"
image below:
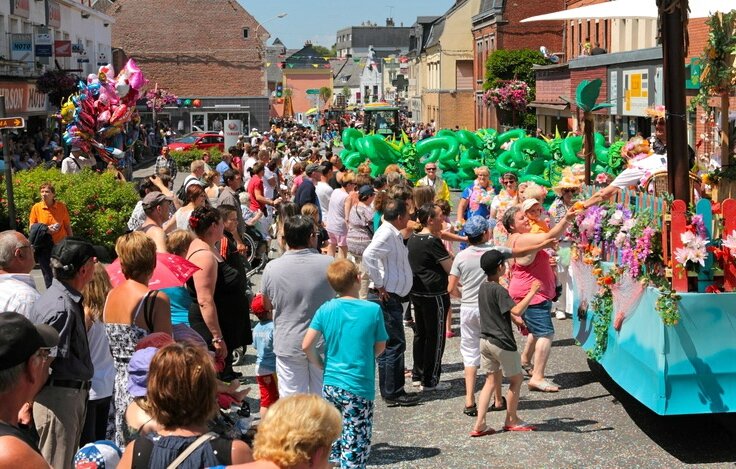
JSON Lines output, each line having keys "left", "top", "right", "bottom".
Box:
{"left": 386, "top": 17, "right": 395, "bottom": 27}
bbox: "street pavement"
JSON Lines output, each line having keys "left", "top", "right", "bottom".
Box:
{"left": 126, "top": 159, "right": 736, "bottom": 467}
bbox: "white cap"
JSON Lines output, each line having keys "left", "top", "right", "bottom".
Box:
{"left": 521, "top": 198, "right": 541, "bottom": 213}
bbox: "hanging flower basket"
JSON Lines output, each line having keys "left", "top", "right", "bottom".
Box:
{"left": 145, "top": 88, "right": 178, "bottom": 113}
{"left": 483, "top": 80, "right": 531, "bottom": 112}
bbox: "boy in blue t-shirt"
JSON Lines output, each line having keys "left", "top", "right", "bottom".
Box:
{"left": 251, "top": 293, "right": 278, "bottom": 417}
{"left": 302, "top": 259, "right": 388, "bottom": 469}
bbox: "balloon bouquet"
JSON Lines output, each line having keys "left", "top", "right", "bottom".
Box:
{"left": 59, "top": 59, "right": 148, "bottom": 163}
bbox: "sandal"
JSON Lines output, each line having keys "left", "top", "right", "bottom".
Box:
{"left": 503, "top": 421, "right": 537, "bottom": 432}
{"left": 521, "top": 362, "right": 533, "bottom": 377}
{"left": 463, "top": 404, "right": 478, "bottom": 417}
{"left": 470, "top": 426, "right": 496, "bottom": 437}
{"left": 489, "top": 396, "right": 507, "bottom": 412}
{"left": 528, "top": 380, "right": 559, "bottom": 392}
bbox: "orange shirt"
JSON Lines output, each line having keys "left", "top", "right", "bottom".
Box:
{"left": 529, "top": 218, "right": 550, "bottom": 234}
{"left": 29, "top": 200, "right": 71, "bottom": 244}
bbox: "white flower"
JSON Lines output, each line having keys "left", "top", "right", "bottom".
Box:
{"left": 609, "top": 210, "right": 623, "bottom": 226}
{"left": 614, "top": 232, "right": 627, "bottom": 248}
{"left": 722, "top": 230, "right": 736, "bottom": 252}
{"left": 691, "top": 248, "right": 706, "bottom": 266}
{"left": 680, "top": 231, "right": 696, "bottom": 245}
{"left": 622, "top": 218, "right": 636, "bottom": 232}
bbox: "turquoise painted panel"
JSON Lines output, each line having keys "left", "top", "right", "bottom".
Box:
{"left": 572, "top": 263, "right": 736, "bottom": 415}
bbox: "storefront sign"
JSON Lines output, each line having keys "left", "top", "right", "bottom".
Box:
{"left": 47, "top": 1, "right": 61, "bottom": 29}
{"left": 223, "top": 119, "right": 242, "bottom": 150}
{"left": 10, "top": 0, "right": 30, "bottom": 19}
{"left": 54, "top": 40, "right": 71, "bottom": 57}
{"left": 0, "top": 82, "right": 48, "bottom": 114}
{"left": 35, "top": 29, "right": 53, "bottom": 58}
{"left": 622, "top": 69, "right": 649, "bottom": 116}
{"left": 10, "top": 34, "right": 33, "bottom": 62}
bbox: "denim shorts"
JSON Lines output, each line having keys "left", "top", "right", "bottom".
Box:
{"left": 522, "top": 300, "right": 554, "bottom": 337}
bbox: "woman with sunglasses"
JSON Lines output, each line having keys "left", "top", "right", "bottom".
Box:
{"left": 489, "top": 172, "right": 521, "bottom": 246}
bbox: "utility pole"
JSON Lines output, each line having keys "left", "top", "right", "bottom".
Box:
{"left": 0, "top": 97, "right": 16, "bottom": 229}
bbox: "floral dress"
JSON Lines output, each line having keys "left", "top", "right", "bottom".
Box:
{"left": 460, "top": 183, "right": 494, "bottom": 220}
{"left": 490, "top": 190, "right": 518, "bottom": 246}
{"left": 105, "top": 294, "right": 152, "bottom": 447}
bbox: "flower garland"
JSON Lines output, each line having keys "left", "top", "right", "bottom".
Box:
{"left": 655, "top": 286, "right": 681, "bottom": 326}
{"left": 587, "top": 271, "right": 615, "bottom": 361}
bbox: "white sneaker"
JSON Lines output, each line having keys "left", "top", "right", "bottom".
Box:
{"left": 420, "top": 381, "right": 452, "bottom": 392}
{"left": 411, "top": 380, "right": 422, "bottom": 387}
{"left": 555, "top": 310, "right": 567, "bottom": 320}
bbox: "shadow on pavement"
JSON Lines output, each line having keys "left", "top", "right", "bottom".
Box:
{"left": 367, "top": 442, "right": 441, "bottom": 466}
{"left": 520, "top": 393, "right": 610, "bottom": 411}
{"left": 589, "top": 359, "right": 736, "bottom": 464}
{"left": 534, "top": 416, "right": 614, "bottom": 433}
{"left": 552, "top": 338, "right": 578, "bottom": 347}
{"left": 551, "top": 370, "right": 599, "bottom": 389}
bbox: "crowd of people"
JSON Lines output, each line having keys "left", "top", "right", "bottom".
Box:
{"left": 0, "top": 117, "right": 610, "bottom": 469}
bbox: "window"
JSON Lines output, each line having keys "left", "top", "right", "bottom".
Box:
{"left": 242, "top": 27, "right": 249, "bottom": 39}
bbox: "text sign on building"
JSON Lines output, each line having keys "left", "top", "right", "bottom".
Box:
{"left": 10, "top": 34, "right": 33, "bottom": 62}
{"left": 35, "top": 29, "right": 53, "bottom": 58}
{"left": 0, "top": 117, "right": 25, "bottom": 129}
{"left": 47, "top": 1, "right": 61, "bottom": 29}
{"left": 54, "top": 41, "right": 71, "bottom": 57}
{"left": 622, "top": 69, "right": 649, "bottom": 117}
{"left": 10, "top": 0, "right": 30, "bottom": 19}
{"left": 0, "top": 82, "right": 49, "bottom": 114}
{"left": 306, "top": 89, "right": 320, "bottom": 95}
{"left": 223, "top": 120, "right": 242, "bottom": 150}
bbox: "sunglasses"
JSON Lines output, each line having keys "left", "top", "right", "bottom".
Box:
{"left": 502, "top": 180, "right": 517, "bottom": 185}
{"left": 426, "top": 167, "right": 437, "bottom": 171}
{"left": 562, "top": 188, "right": 576, "bottom": 193}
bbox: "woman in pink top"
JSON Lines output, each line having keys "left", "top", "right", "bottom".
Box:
{"left": 503, "top": 205, "right": 577, "bottom": 392}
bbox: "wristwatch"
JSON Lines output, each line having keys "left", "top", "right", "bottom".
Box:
{"left": 211, "top": 336, "right": 224, "bottom": 345}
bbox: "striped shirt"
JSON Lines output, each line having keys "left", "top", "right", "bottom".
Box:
{"left": 362, "top": 221, "right": 412, "bottom": 297}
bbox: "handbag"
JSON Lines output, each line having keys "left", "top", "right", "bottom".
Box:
{"left": 165, "top": 432, "right": 217, "bottom": 469}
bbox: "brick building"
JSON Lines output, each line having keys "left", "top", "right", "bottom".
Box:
{"left": 472, "top": 0, "right": 565, "bottom": 130}
{"left": 105, "top": 0, "right": 269, "bottom": 133}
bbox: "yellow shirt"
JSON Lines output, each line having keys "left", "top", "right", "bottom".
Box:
{"left": 29, "top": 200, "right": 71, "bottom": 244}
{"left": 529, "top": 218, "right": 550, "bottom": 234}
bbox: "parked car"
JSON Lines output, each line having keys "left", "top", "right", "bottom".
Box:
{"left": 168, "top": 132, "right": 224, "bottom": 152}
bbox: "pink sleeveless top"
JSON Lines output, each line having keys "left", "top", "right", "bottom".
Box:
{"left": 508, "top": 238, "right": 556, "bottom": 304}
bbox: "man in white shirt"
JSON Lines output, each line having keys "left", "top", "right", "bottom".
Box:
{"left": 362, "top": 198, "right": 420, "bottom": 407}
{"left": 60, "top": 146, "right": 96, "bottom": 174}
{"left": 0, "top": 231, "right": 39, "bottom": 317}
{"left": 315, "top": 164, "right": 334, "bottom": 220}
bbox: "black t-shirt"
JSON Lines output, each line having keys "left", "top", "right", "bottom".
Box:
{"left": 478, "top": 281, "right": 518, "bottom": 351}
{"left": 407, "top": 233, "right": 450, "bottom": 295}
{"left": 0, "top": 421, "right": 41, "bottom": 454}
{"left": 294, "top": 178, "right": 318, "bottom": 210}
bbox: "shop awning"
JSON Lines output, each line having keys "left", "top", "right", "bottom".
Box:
{"left": 521, "top": 0, "right": 736, "bottom": 22}
{"left": 529, "top": 102, "right": 569, "bottom": 111}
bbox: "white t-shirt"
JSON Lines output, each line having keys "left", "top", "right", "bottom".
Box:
{"left": 316, "top": 181, "right": 334, "bottom": 220}
{"left": 450, "top": 243, "right": 512, "bottom": 307}
{"left": 611, "top": 153, "right": 667, "bottom": 189}
{"left": 263, "top": 167, "right": 277, "bottom": 199}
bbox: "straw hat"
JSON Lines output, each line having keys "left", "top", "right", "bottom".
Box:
{"left": 645, "top": 105, "right": 666, "bottom": 121}
{"left": 553, "top": 167, "right": 583, "bottom": 195}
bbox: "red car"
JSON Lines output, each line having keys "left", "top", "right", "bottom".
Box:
{"left": 168, "top": 132, "right": 224, "bottom": 152}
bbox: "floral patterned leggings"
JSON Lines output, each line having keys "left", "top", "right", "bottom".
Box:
{"left": 323, "top": 385, "right": 375, "bottom": 468}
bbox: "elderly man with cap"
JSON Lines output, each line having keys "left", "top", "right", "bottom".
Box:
{"left": 137, "top": 191, "right": 172, "bottom": 253}
{"left": 447, "top": 216, "right": 554, "bottom": 417}
{"left": 61, "top": 146, "right": 96, "bottom": 174}
{"left": 416, "top": 161, "right": 450, "bottom": 203}
{"left": 28, "top": 238, "right": 98, "bottom": 468}
{"left": 0, "top": 230, "right": 39, "bottom": 318}
{"left": 294, "top": 162, "right": 322, "bottom": 212}
{"left": 0, "top": 313, "right": 59, "bottom": 468}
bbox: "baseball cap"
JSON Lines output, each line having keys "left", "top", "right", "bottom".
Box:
{"left": 141, "top": 191, "right": 172, "bottom": 210}
{"left": 521, "top": 198, "right": 541, "bottom": 213}
{"left": 480, "top": 249, "right": 510, "bottom": 276}
{"left": 51, "top": 237, "right": 97, "bottom": 273}
{"left": 0, "top": 312, "right": 59, "bottom": 370}
{"left": 305, "top": 163, "right": 321, "bottom": 175}
{"left": 358, "top": 185, "right": 375, "bottom": 199}
{"left": 74, "top": 440, "right": 122, "bottom": 469}
{"left": 127, "top": 347, "right": 158, "bottom": 398}
{"left": 464, "top": 216, "right": 489, "bottom": 238}
{"left": 251, "top": 293, "right": 267, "bottom": 317}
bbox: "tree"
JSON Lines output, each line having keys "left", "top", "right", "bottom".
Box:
{"left": 319, "top": 86, "right": 333, "bottom": 108}
{"left": 312, "top": 44, "right": 335, "bottom": 58}
{"left": 484, "top": 49, "right": 546, "bottom": 129}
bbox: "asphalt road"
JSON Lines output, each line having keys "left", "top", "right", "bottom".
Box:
{"left": 133, "top": 158, "right": 736, "bottom": 468}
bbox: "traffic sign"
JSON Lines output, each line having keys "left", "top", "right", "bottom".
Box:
{"left": 0, "top": 117, "right": 25, "bottom": 129}
{"left": 306, "top": 88, "right": 320, "bottom": 95}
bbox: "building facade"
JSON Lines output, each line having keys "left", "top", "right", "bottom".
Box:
{"left": 406, "top": 16, "right": 439, "bottom": 124}
{"left": 472, "top": 0, "right": 565, "bottom": 130}
{"left": 281, "top": 43, "right": 332, "bottom": 116}
{"left": 106, "top": 0, "right": 268, "bottom": 134}
{"left": 335, "top": 19, "right": 411, "bottom": 58}
{"left": 0, "top": 0, "right": 112, "bottom": 130}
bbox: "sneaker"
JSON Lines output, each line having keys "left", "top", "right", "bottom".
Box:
{"left": 555, "top": 310, "right": 567, "bottom": 320}
{"left": 403, "top": 320, "right": 415, "bottom": 328}
{"left": 383, "top": 392, "right": 421, "bottom": 407}
{"left": 420, "top": 381, "right": 452, "bottom": 392}
{"left": 411, "top": 380, "right": 422, "bottom": 387}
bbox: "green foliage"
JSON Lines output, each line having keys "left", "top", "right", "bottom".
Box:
{"left": 0, "top": 168, "right": 139, "bottom": 249}
{"left": 319, "top": 86, "right": 333, "bottom": 107}
{"left": 576, "top": 79, "right": 614, "bottom": 113}
{"left": 691, "top": 11, "right": 736, "bottom": 111}
{"left": 587, "top": 281, "right": 614, "bottom": 361}
{"left": 655, "top": 286, "right": 681, "bottom": 326}
{"left": 170, "top": 148, "right": 223, "bottom": 171}
{"left": 312, "top": 44, "right": 335, "bottom": 58}
{"left": 484, "top": 49, "right": 545, "bottom": 91}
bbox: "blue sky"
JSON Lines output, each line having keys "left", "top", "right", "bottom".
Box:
{"left": 238, "top": 1, "right": 451, "bottom": 49}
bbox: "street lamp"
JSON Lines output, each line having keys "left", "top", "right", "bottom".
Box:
{"left": 254, "top": 12, "right": 288, "bottom": 96}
